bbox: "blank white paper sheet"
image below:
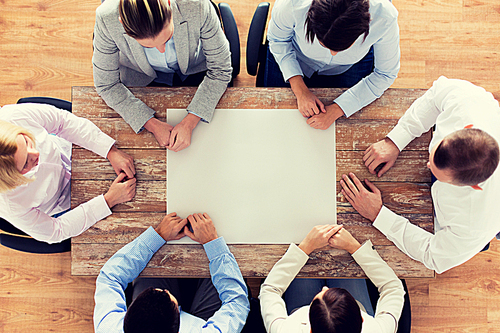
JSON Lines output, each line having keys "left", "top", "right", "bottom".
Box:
{"left": 167, "top": 109, "right": 336, "bottom": 244}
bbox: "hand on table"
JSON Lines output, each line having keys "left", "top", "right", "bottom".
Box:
{"left": 144, "top": 117, "right": 174, "bottom": 147}
{"left": 340, "top": 172, "right": 382, "bottom": 222}
{"left": 328, "top": 227, "right": 361, "bottom": 254}
{"left": 289, "top": 75, "right": 326, "bottom": 117}
{"left": 155, "top": 212, "right": 188, "bottom": 242}
{"left": 298, "top": 224, "right": 343, "bottom": 255}
{"left": 363, "top": 138, "right": 400, "bottom": 177}
{"left": 104, "top": 172, "right": 136, "bottom": 208}
{"left": 184, "top": 213, "right": 218, "bottom": 245}
{"left": 168, "top": 113, "right": 201, "bottom": 152}
{"left": 107, "top": 145, "right": 135, "bottom": 178}
{"left": 306, "top": 103, "right": 344, "bottom": 130}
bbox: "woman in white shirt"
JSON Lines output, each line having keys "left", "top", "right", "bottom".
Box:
{"left": 0, "top": 103, "right": 136, "bottom": 244}
{"left": 259, "top": 224, "right": 405, "bottom": 333}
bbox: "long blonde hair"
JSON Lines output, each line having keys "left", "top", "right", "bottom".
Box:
{"left": 119, "top": 0, "right": 172, "bottom": 39}
{"left": 0, "top": 120, "right": 36, "bottom": 193}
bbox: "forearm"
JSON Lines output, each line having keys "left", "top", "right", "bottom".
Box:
{"left": 204, "top": 237, "right": 250, "bottom": 332}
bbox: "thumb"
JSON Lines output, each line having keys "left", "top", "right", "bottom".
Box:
{"left": 377, "top": 161, "right": 393, "bottom": 178}
{"left": 316, "top": 98, "right": 326, "bottom": 113}
{"left": 113, "top": 172, "right": 127, "bottom": 184}
{"left": 365, "top": 179, "right": 380, "bottom": 194}
{"left": 326, "top": 224, "right": 343, "bottom": 238}
{"left": 184, "top": 226, "right": 195, "bottom": 240}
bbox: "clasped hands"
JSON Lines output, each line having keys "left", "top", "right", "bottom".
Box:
{"left": 299, "top": 224, "right": 361, "bottom": 256}
{"left": 145, "top": 113, "right": 200, "bottom": 152}
{"left": 155, "top": 212, "right": 218, "bottom": 245}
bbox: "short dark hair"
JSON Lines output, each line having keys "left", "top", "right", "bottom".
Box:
{"left": 434, "top": 128, "right": 500, "bottom": 186}
{"left": 124, "top": 287, "right": 180, "bottom": 333}
{"left": 119, "top": 0, "right": 172, "bottom": 40}
{"left": 309, "top": 287, "right": 363, "bottom": 333}
{"left": 305, "top": 0, "right": 370, "bottom": 52}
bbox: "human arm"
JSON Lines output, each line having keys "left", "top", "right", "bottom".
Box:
{"left": 351, "top": 240, "right": 405, "bottom": 332}
{"left": 94, "top": 227, "right": 166, "bottom": 333}
{"left": 183, "top": 213, "right": 249, "bottom": 332}
{"left": 183, "top": 0, "right": 232, "bottom": 125}
{"left": 92, "top": 6, "right": 156, "bottom": 133}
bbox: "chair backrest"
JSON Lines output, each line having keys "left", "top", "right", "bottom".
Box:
{"left": 246, "top": 2, "right": 270, "bottom": 86}
{"left": 217, "top": 3, "right": 241, "bottom": 79}
{"left": 0, "top": 97, "right": 73, "bottom": 254}
{"left": 366, "top": 278, "right": 411, "bottom": 333}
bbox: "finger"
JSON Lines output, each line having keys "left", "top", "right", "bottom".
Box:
{"left": 349, "top": 173, "right": 366, "bottom": 193}
{"left": 316, "top": 98, "right": 326, "bottom": 113}
{"left": 364, "top": 145, "right": 372, "bottom": 156}
{"left": 169, "top": 131, "right": 178, "bottom": 148}
{"left": 311, "top": 102, "right": 320, "bottom": 115}
{"left": 377, "top": 161, "right": 393, "bottom": 178}
{"left": 187, "top": 214, "right": 196, "bottom": 225}
{"left": 342, "top": 174, "right": 359, "bottom": 194}
{"left": 129, "top": 159, "right": 136, "bottom": 175}
{"left": 341, "top": 188, "right": 355, "bottom": 205}
{"left": 299, "top": 109, "right": 308, "bottom": 117}
{"left": 183, "top": 226, "right": 195, "bottom": 240}
{"left": 364, "top": 179, "right": 381, "bottom": 194}
{"left": 113, "top": 172, "right": 127, "bottom": 184}
{"left": 174, "top": 218, "right": 188, "bottom": 232}
{"left": 202, "top": 212, "right": 210, "bottom": 220}
{"left": 326, "top": 225, "right": 343, "bottom": 238}
{"left": 174, "top": 230, "right": 186, "bottom": 240}
{"left": 167, "top": 212, "right": 177, "bottom": 217}
{"left": 306, "top": 117, "right": 314, "bottom": 125}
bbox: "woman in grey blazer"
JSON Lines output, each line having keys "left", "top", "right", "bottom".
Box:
{"left": 93, "top": 0, "right": 232, "bottom": 151}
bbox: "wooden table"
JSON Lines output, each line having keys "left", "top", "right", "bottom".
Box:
{"left": 71, "top": 86, "right": 434, "bottom": 278}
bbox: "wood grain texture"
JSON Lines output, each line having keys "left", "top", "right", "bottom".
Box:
{"left": 71, "top": 242, "right": 432, "bottom": 278}
{"left": 2, "top": 0, "right": 500, "bottom": 331}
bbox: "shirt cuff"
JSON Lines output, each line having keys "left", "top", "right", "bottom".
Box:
{"left": 203, "top": 236, "right": 230, "bottom": 261}
{"left": 144, "top": 226, "right": 167, "bottom": 253}
{"left": 373, "top": 206, "right": 400, "bottom": 236}
{"left": 91, "top": 194, "right": 113, "bottom": 221}
{"left": 289, "top": 243, "right": 310, "bottom": 263}
{"left": 138, "top": 115, "right": 155, "bottom": 133}
{"left": 187, "top": 110, "right": 207, "bottom": 123}
{"left": 351, "top": 239, "right": 374, "bottom": 259}
{"left": 94, "top": 134, "right": 116, "bottom": 159}
{"left": 334, "top": 92, "right": 359, "bottom": 118}
{"left": 387, "top": 125, "right": 415, "bottom": 151}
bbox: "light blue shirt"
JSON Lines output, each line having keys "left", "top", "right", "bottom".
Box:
{"left": 267, "top": 0, "right": 400, "bottom": 117}
{"left": 93, "top": 227, "right": 250, "bottom": 333}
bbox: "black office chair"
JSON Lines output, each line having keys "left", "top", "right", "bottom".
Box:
{"left": 217, "top": 3, "right": 240, "bottom": 81}
{"left": 246, "top": 2, "right": 270, "bottom": 87}
{"left": 366, "top": 278, "right": 411, "bottom": 333}
{"left": 0, "top": 97, "right": 72, "bottom": 254}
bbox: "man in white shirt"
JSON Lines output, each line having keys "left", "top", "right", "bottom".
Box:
{"left": 265, "top": 0, "right": 400, "bottom": 129}
{"left": 339, "top": 77, "right": 500, "bottom": 273}
{"left": 259, "top": 224, "right": 405, "bottom": 333}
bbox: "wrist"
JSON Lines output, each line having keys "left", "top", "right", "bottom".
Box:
{"left": 327, "top": 103, "right": 345, "bottom": 118}
{"left": 347, "top": 241, "right": 361, "bottom": 254}
{"left": 182, "top": 113, "right": 201, "bottom": 130}
{"left": 103, "top": 193, "right": 115, "bottom": 208}
{"left": 298, "top": 242, "right": 314, "bottom": 256}
{"left": 144, "top": 117, "right": 159, "bottom": 132}
{"left": 106, "top": 145, "right": 117, "bottom": 160}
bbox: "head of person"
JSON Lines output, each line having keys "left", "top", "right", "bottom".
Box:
{"left": 305, "top": 0, "right": 370, "bottom": 55}
{"left": 0, "top": 120, "right": 39, "bottom": 193}
{"left": 309, "top": 286, "right": 363, "bottom": 333}
{"left": 124, "top": 287, "right": 180, "bottom": 333}
{"left": 119, "top": 0, "right": 173, "bottom": 52}
{"left": 429, "top": 128, "right": 500, "bottom": 186}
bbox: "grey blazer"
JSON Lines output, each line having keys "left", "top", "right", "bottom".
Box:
{"left": 93, "top": 0, "right": 232, "bottom": 133}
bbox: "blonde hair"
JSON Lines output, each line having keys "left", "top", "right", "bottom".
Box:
{"left": 119, "top": 0, "right": 172, "bottom": 39}
{"left": 0, "top": 120, "right": 36, "bottom": 193}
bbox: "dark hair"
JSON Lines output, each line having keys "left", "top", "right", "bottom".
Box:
{"left": 124, "top": 287, "right": 180, "bottom": 333}
{"left": 309, "top": 288, "right": 363, "bottom": 333}
{"left": 119, "top": 0, "right": 172, "bottom": 39}
{"left": 305, "top": 0, "right": 370, "bottom": 52}
{"left": 434, "top": 128, "right": 500, "bottom": 186}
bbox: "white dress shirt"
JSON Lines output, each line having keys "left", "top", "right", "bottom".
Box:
{"left": 267, "top": 0, "right": 400, "bottom": 117}
{"left": 375, "top": 76, "right": 500, "bottom": 273}
{"left": 259, "top": 240, "right": 405, "bottom": 333}
{"left": 0, "top": 103, "right": 115, "bottom": 243}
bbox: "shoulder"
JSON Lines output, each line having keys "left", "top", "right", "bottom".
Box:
{"left": 0, "top": 104, "right": 42, "bottom": 129}
{"left": 369, "top": 0, "right": 398, "bottom": 24}
{"left": 96, "top": 0, "right": 120, "bottom": 18}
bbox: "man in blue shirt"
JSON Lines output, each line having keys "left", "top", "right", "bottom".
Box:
{"left": 93, "top": 212, "right": 250, "bottom": 333}
{"left": 266, "top": 0, "right": 400, "bottom": 130}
